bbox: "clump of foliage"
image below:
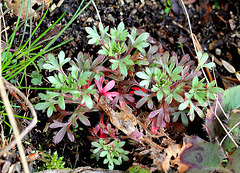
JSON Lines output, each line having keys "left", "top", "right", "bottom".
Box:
{"left": 91, "top": 138, "right": 129, "bottom": 170}
{"left": 180, "top": 86, "right": 240, "bottom": 172}
{"left": 35, "top": 21, "right": 224, "bottom": 170}
{"left": 35, "top": 21, "right": 223, "bottom": 140}
{"left": 127, "top": 165, "right": 150, "bottom": 173}
{"left": 35, "top": 51, "right": 98, "bottom": 144}
{"left": 39, "top": 150, "right": 67, "bottom": 171}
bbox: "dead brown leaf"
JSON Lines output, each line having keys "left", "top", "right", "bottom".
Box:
{"left": 147, "top": 140, "right": 191, "bottom": 172}
{"left": 193, "top": 34, "right": 202, "bottom": 52}
{"left": 173, "top": 139, "right": 192, "bottom": 173}
{"left": 94, "top": 94, "right": 138, "bottom": 137}
{"left": 4, "top": 0, "right": 52, "bottom": 19}
{"left": 183, "top": 0, "right": 196, "bottom": 5}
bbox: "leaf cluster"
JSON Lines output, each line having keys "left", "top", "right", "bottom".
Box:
{"left": 35, "top": 51, "right": 97, "bottom": 143}
{"left": 86, "top": 22, "right": 149, "bottom": 79}
{"left": 40, "top": 151, "right": 67, "bottom": 171}
{"left": 135, "top": 50, "right": 223, "bottom": 132}
{"left": 91, "top": 139, "right": 129, "bottom": 170}
{"left": 35, "top": 22, "right": 224, "bottom": 145}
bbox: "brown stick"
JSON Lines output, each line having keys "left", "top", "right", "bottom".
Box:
{"left": 0, "top": 78, "right": 38, "bottom": 156}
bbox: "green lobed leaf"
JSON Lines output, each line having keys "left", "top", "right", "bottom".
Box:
{"left": 151, "top": 85, "right": 159, "bottom": 92}
{"left": 81, "top": 94, "right": 93, "bottom": 109}
{"left": 139, "top": 80, "right": 150, "bottom": 89}
{"left": 172, "top": 93, "right": 184, "bottom": 103}
{"left": 165, "top": 95, "right": 173, "bottom": 104}
{"left": 192, "top": 76, "right": 199, "bottom": 88}
{"left": 119, "top": 62, "right": 127, "bottom": 76}
{"left": 71, "top": 65, "right": 78, "bottom": 80}
{"left": 209, "top": 87, "right": 224, "bottom": 94}
{"left": 100, "top": 151, "right": 108, "bottom": 157}
{"left": 47, "top": 103, "right": 56, "bottom": 117}
{"left": 200, "top": 52, "right": 209, "bottom": 65}
{"left": 110, "top": 59, "right": 119, "bottom": 70}
{"left": 86, "top": 26, "right": 100, "bottom": 45}
{"left": 128, "top": 28, "right": 137, "bottom": 45}
{"left": 156, "top": 90, "right": 163, "bottom": 101}
{"left": 207, "top": 80, "right": 216, "bottom": 88}
{"left": 162, "top": 86, "right": 170, "bottom": 95}
{"left": 93, "top": 147, "right": 101, "bottom": 154}
{"left": 132, "top": 32, "right": 149, "bottom": 54}
{"left": 179, "top": 100, "right": 189, "bottom": 110}
{"left": 92, "top": 141, "right": 101, "bottom": 148}
{"left": 122, "top": 55, "right": 134, "bottom": 65}
{"left": 203, "top": 62, "right": 215, "bottom": 69}
{"left": 58, "top": 95, "right": 65, "bottom": 110}
{"left": 43, "top": 64, "right": 56, "bottom": 71}
{"left": 103, "top": 158, "right": 109, "bottom": 164}
{"left": 98, "top": 48, "right": 109, "bottom": 55}
{"left": 35, "top": 102, "right": 52, "bottom": 111}
{"left": 172, "top": 74, "right": 182, "bottom": 82}
{"left": 172, "top": 66, "right": 183, "bottom": 75}
{"left": 136, "top": 71, "right": 150, "bottom": 80}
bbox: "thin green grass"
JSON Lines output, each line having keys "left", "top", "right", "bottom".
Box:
{"left": 2, "top": 0, "right": 93, "bottom": 83}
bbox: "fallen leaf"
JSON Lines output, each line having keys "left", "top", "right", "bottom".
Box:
{"left": 4, "top": 0, "right": 52, "bottom": 19}
{"left": 221, "top": 59, "right": 236, "bottom": 74}
{"left": 183, "top": 0, "right": 196, "bottom": 5}
{"left": 161, "top": 142, "right": 191, "bottom": 173}
{"left": 94, "top": 93, "right": 140, "bottom": 140}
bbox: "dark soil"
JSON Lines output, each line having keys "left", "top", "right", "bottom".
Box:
{"left": 1, "top": 0, "right": 240, "bottom": 172}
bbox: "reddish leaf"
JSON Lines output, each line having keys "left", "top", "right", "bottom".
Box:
{"left": 77, "top": 112, "right": 91, "bottom": 126}
{"left": 136, "top": 96, "right": 148, "bottom": 108}
{"left": 95, "top": 76, "right": 119, "bottom": 101}
{"left": 129, "top": 129, "right": 143, "bottom": 141}
{"left": 104, "top": 92, "right": 119, "bottom": 101}
{"left": 54, "top": 124, "right": 68, "bottom": 144}
{"left": 102, "top": 80, "right": 115, "bottom": 92}
{"left": 49, "top": 120, "right": 67, "bottom": 128}
{"left": 67, "top": 129, "right": 75, "bottom": 142}
{"left": 151, "top": 118, "right": 158, "bottom": 134}
{"left": 148, "top": 110, "right": 160, "bottom": 118}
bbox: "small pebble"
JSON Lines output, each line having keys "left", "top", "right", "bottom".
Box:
{"left": 215, "top": 48, "right": 221, "bottom": 56}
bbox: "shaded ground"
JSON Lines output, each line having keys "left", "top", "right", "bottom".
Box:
{"left": 1, "top": 0, "right": 240, "bottom": 172}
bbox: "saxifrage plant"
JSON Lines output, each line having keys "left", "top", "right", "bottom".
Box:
{"left": 91, "top": 138, "right": 129, "bottom": 170}
{"left": 34, "top": 22, "right": 224, "bottom": 172}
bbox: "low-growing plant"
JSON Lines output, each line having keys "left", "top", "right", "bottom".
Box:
{"left": 91, "top": 138, "right": 129, "bottom": 170}
{"left": 35, "top": 51, "right": 98, "bottom": 144}
{"left": 39, "top": 150, "right": 67, "bottom": 171}
{"left": 35, "top": 21, "right": 224, "bottom": 145}
{"left": 127, "top": 165, "right": 150, "bottom": 173}
{"left": 164, "top": 0, "right": 172, "bottom": 14}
